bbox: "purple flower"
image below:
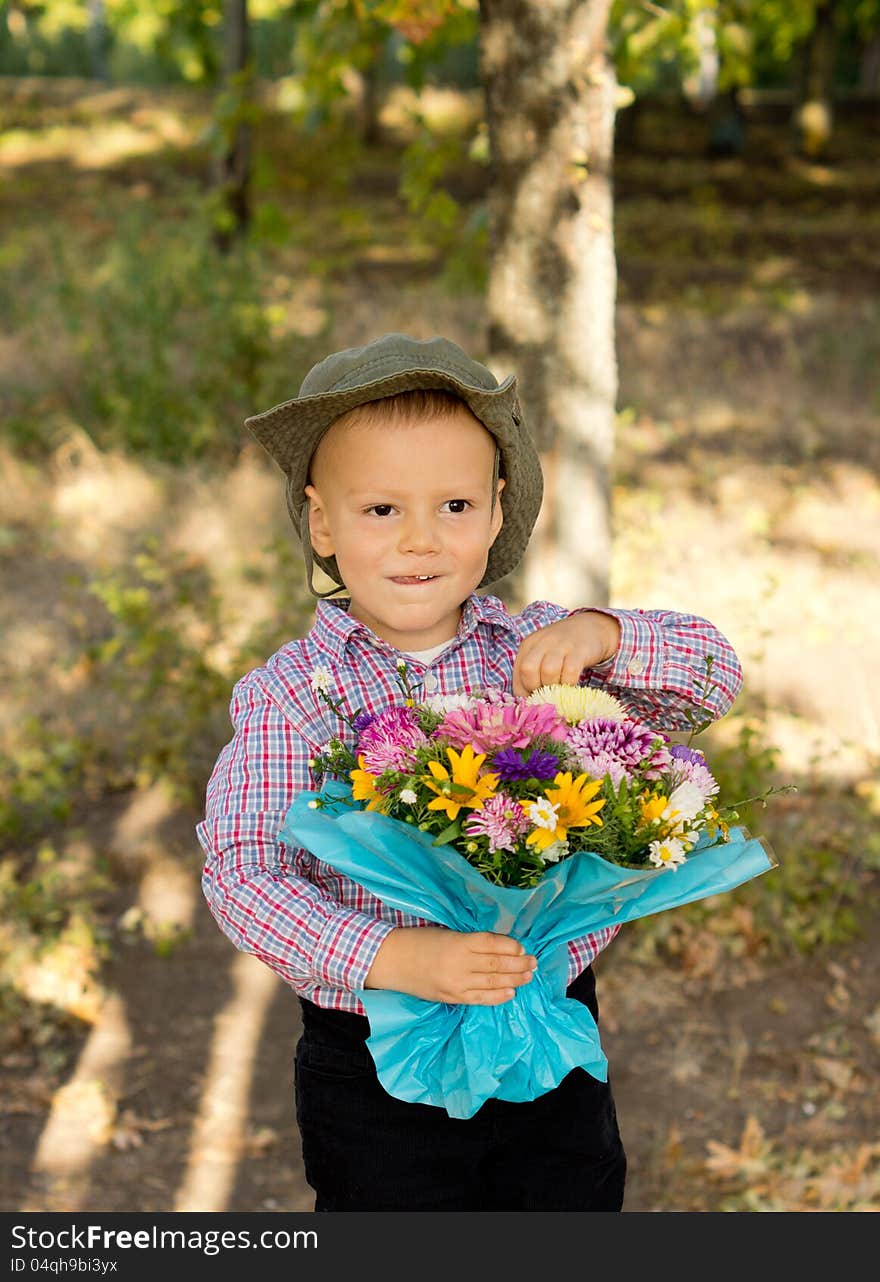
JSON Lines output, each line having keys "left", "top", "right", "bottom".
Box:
{"left": 356, "top": 705, "right": 427, "bottom": 775}
{"left": 668, "top": 754, "right": 719, "bottom": 801}
{"left": 463, "top": 792, "right": 530, "bottom": 853}
{"left": 493, "top": 748, "right": 562, "bottom": 782}
{"left": 666, "top": 743, "right": 719, "bottom": 800}
{"left": 352, "top": 710, "right": 376, "bottom": 733}
{"left": 567, "top": 717, "right": 672, "bottom": 783}
{"left": 571, "top": 750, "right": 627, "bottom": 789}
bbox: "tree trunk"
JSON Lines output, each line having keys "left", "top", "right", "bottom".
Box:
{"left": 858, "top": 32, "right": 880, "bottom": 94}
{"left": 87, "top": 0, "right": 110, "bottom": 82}
{"left": 793, "top": 0, "right": 838, "bottom": 158}
{"left": 213, "top": 0, "right": 253, "bottom": 253}
{"left": 479, "top": 0, "right": 618, "bottom": 610}
{"left": 682, "top": 3, "right": 719, "bottom": 111}
{"left": 358, "top": 52, "right": 384, "bottom": 145}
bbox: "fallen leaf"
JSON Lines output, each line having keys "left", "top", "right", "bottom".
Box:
{"left": 243, "top": 1126, "right": 279, "bottom": 1157}
{"left": 825, "top": 980, "right": 850, "bottom": 1013}
{"left": 110, "top": 1109, "right": 173, "bottom": 1151}
{"left": 705, "top": 1115, "right": 773, "bottom": 1179}
{"left": 812, "top": 1057, "right": 855, "bottom": 1092}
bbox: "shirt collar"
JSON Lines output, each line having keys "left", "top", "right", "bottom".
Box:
{"left": 311, "top": 592, "right": 519, "bottom": 663}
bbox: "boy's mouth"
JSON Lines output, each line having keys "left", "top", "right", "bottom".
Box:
{"left": 389, "top": 575, "right": 439, "bottom": 586}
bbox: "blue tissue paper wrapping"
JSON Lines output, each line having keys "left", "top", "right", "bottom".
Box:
{"left": 280, "top": 781, "right": 775, "bottom": 1119}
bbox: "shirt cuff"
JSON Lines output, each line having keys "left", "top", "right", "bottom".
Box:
{"left": 314, "top": 911, "right": 397, "bottom": 993}
{"left": 579, "top": 607, "right": 666, "bottom": 687}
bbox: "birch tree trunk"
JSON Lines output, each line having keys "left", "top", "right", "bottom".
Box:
{"left": 478, "top": 0, "right": 618, "bottom": 611}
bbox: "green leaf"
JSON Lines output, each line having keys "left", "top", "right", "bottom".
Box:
{"left": 432, "top": 819, "right": 462, "bottom": 846}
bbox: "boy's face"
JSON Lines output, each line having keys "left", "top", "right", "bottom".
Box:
{"left": 304, "top": 403, "right": 505, "bottom": 651}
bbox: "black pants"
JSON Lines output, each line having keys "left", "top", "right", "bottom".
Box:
{"left": 294, "top": 967, "right": 626, "bottom": 1212}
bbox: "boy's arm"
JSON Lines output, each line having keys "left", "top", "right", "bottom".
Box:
{"left": 199, "top": 674, "right": 537, "bottom": 1005}
{"left": 197, "top": 673, "right": 395, "bottom": 995}
{"left": 513, "top": 604, "right": 743, "bottom": 731}
{"left": 513, "top": 602, "right": 744, "bottom": 985}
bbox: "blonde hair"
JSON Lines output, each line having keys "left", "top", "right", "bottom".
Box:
{"left": 331, "top": 388, "right": 472, "bottom": 431}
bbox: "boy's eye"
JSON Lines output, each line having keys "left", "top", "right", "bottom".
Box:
{"left": 364, "top": 501, "right": 470, "bottom": 516}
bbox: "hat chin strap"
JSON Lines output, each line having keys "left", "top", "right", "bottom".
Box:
{"left": 299, "top": 504, "right": 347, "bottom": 600}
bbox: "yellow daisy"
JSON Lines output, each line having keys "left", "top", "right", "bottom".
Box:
{"left": 639, "top": 794, "right": 669, "bottom": 827}
{"left": 422, "top": 744, "right": 499, "bottom": 821}
{"left": 350, "top": 756, "right": 390, "bottom": 813}
{"left": 523, "top": 771, "right": 605, "bottom": 853}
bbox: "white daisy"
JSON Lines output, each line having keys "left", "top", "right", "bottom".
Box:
{"left": 399, "top": 788, "right": 418, "bottom": 805}
{"left": 648, "top": 836, "right": 688, "bottom": 870}
{"left": 309, "top": 667, "right": 331, "bottom": 695}
{"left": 524, "top": 797, "right": 560, "bottom": 830}
{"left": 663, "top": 781, "right": 706, "bottom": 826}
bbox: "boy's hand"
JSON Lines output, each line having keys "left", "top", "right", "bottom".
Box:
{"left": 512, "top": 610, "right": 622, "bottom": 698}
{"left": 364, "top": 927, "right": 537, "bottom": 1005}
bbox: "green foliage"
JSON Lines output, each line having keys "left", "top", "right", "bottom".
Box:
{"left": 0, "top": 841, "right": 110, "bottom": 938}
{"left": 1, "top": 0, "right": 229, "bottom": 84}
{"left": 0, "top": 723, "right": 88, "bottom": 844}
{"left": 3, "top": 205, "right": 283, "bottom": 463}
{"left": 82, "top": 540, "right": 253, "bottom": 802}
{"left": 610, "top": 0, "right": 880, "bottom": 98}
{"left": 626, "top": 713, "right": 877, "bottom": 966}
{"left": 398, "top": 115, "right": 487, "bottom": 285}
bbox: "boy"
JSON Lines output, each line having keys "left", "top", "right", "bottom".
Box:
{"left": 197, "top": 332, "right": 743, "bottom": 1212}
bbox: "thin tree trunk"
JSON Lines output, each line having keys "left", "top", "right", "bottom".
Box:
{"left": 858, "top": 32, "right": 880, "bottom": 94}
{"left": 793, "top": 0, "right": 838, "bottom": 158}
{"left": 479, "top": 0, "right": 618, "bottom": 610}
{"left": 214, "top": 0, "right": 252, "bottom": 253}
{"left": 359, "top": 53, "right": 384, "bottom": 145}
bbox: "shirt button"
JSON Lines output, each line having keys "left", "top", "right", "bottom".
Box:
{"left": 627, "top": 655, "right": 646, "bottom": 676}
{"left": 423, "top": 673, "right": 439, "bottom": 693}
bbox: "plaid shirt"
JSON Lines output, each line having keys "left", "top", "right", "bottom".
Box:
{"left": 197, "top": 593, "right": 743, "bottom": 1013}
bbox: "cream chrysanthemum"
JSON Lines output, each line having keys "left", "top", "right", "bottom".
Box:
{"left": 527, "top": 684, "right": 627, "bottom": 726}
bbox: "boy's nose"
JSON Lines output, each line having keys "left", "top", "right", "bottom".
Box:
{"left": 399, "top": 516, "right": 440, "bottom": 555}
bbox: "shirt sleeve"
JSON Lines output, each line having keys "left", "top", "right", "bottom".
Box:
{"left": 566, "top": 925, "right": 621, "bottom": 985}
{"left": 571, "top": 605, "right": 744, "bottom": 731}
{"left": 196, "top": 672, "right": 395, "bottom": 994}
{"left": 518, "top": 600, "right": 744, "bottom": 980}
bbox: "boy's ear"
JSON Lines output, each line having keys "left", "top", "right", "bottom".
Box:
{"left": 490, "top": 476, "right": 505, "bottom": 544}
{"left": 304, "top": 484, "right": 334, "bottom": 556}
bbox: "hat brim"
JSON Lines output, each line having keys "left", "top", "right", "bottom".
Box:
{"left": 245, "top": 367, "right": 543, "bottom": 590}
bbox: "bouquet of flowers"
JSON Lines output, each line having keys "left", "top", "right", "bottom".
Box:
{"left": 280, "top": 661, "right": 780, "bottom": 1119}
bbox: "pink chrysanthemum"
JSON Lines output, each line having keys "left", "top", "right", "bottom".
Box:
{"left": 567, "top": 717, "right": 672, "bottom": 783}
{"left": 463, "top": 792, "right": 530, "bottom": 853}
{"left": 667, "top": 754, "right": 719, "bottom": 802}
{"left": 437, "top": 698, "right": 568, "bottom": 755}
{"left": 356, "top": 705, "right": 428, "bottom": 775}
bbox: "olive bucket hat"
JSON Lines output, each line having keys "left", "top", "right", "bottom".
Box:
{"left": 244, "top": 333, "right": 543, "bottom": 597}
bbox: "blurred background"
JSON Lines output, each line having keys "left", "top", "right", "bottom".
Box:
{"left": 1, "top": 0, "right": 878, "bottom": 1213}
